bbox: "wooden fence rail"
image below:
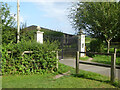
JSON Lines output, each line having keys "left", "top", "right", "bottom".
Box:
{"left": 21, "top": 51, "right": 33, "bottom": 56}
{"left": 79, "top": 51, "right": 113, "bottom": 56}
{"left": 76, "top": 48, "right": 117, "bottom": 83}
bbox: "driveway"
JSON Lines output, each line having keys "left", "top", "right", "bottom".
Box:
{"left": 59, "top": 58, "right": 120, "bottom": 79}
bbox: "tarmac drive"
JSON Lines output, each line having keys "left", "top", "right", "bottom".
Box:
{"left": 59, "top": 58, "right": 120, "bottom": 79}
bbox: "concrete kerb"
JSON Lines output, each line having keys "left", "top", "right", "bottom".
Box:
{"left": 79, "top": 60, "right": 120, "bottom": 69}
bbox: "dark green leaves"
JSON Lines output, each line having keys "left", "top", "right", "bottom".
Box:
{"left": 2, "top": 40, "right": 59, "bottom": 75}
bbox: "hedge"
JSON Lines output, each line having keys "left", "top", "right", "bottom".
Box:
{"left": 2, "top": 40, "right": 59, "bottom": 75}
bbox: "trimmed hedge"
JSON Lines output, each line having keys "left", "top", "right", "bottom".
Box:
{"left": 2, "top": 40, "right": 59, "bottom": 75}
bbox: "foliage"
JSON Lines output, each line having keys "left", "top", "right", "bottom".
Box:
{"left": 20, "top": 28, "right": 64, "bottom": 42}
{"left": 90, "top": 39, "right": 104, "bottom": 53}
{"left": 85, "top": 36, "right": 96, "bottom": 43}
{"left": 69, "top": 2, "right": 120, "bottom": 53}
{"left": 1, "top": 3, "right": 17, "bottom": 44}
{"left": 1, "top": 3, "right": 16, "bottom": 28}
{"left": 2, "top": 27, "right": 17, "bottom": 45}
{"left": 20, "top": 29, "right": 37, "bottom": 41}
{"left": 2, "top": 40, "right": 59, "bottom": 75}
{"left": 41, "top": 29, "right": 63, "bottom": 37}
{"left": 85, "top": 36, "right": 96, "bottom": 52}
{"left": 86, "top": 43, "right": 90, "bottom": 52}
{"left": 0, "top": 3, "right": 2, "bottom": 43}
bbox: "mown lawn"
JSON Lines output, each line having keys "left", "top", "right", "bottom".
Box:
{"left": 79, "top": 55, "right": 120, "bottom": 65}
{"left": 92, "top": 55, "right": 120, "bottom": 65}
{"left": 2, "top": 63, "right": 119, "bottom": 88}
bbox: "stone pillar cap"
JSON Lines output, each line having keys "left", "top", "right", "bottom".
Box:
{"left": 37, "top": 26, "right": 41, "bottom": 31}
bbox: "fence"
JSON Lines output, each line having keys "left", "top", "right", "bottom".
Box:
{"left": 75, "top": 48, "right": 119, "bottom": 83}
{"left": 7, "top": 34, "right": 120, "bottom": 85}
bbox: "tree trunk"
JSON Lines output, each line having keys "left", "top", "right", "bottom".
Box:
{"left": 107, "top": 41, "right": 110, "bottom": 53}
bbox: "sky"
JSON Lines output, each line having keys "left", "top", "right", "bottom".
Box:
{"left": 4, "top": 0, "right": 118, "bottom": 35}
{"left": 7, "top": 1, "right": 76, "bottom": 35}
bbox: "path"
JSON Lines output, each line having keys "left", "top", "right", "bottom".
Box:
{"left": 59, "top": 58, "right": 120, "bottom": 79}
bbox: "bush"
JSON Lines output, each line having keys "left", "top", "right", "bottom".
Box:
{"left": 86, "top": 43, "right": 90, "bottom": 52}
{"left": 90, "top": 39, "right": 104, "bottom": 53}
{"left": 2, "top": 40, "right": 59, "bottom": 75}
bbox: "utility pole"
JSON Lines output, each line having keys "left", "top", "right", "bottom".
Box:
{"left": 17, "top": 0, "right": 20, "bottom": 43}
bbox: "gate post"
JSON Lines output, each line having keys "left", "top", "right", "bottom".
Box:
{"left": 76, "top": 51, "right": 79, "bottom": 74}
{"left": 78, "top": 34, "right": 81, "bottom": 52}
{"left": 61, "top": 35, "right": 64, "bottom": 60}
{"left": 78, "top": 30, "right": 85, "bottom": 57}
{"left": 118, "top": 66, "right": 120, "bottom": 87}
{"left": 111, "top": 48, "right": 116, "bottom": 83}
{"left": 61, "top": 41, "right": 63, "bottom": 60}
{"left": 36, "top": 26, "right": 44, "bottom": 44}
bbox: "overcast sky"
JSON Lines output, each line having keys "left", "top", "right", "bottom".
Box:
{"left": 7, "top": 1, "right": 76, "bottom": 35}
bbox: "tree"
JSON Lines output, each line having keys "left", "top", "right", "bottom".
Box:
{"left": 69, "top": 2, "right": 120, "bottom": 53}
{"left": 1, "top": 3, "right": 16, "bottom": 44}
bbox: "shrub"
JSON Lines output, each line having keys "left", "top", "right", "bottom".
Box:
{"left": 2, "top": 40, "right": 59, "bottom": 75}
{"left": 86, "top": 43, "right": 90, "bottom": 52}
{"left": 90, "top": 39, "right": 104, "bottom": 53}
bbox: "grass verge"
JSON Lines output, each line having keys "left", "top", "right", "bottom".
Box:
{"left": 92, "top": 55, "right": 120, "bottom": 65}
{"left": 2, "top": 63, "right": 119, "bottom": 88}
{"left": 80, "top": 56, "right": 90, "bottom": 61}
{"left": 79, "top": 55, "right": 120, "bottom": 65}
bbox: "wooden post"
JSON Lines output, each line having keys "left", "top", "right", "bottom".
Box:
{"left": 111, "top": 48, "right": 116, "bottom": 83}
{"left": 77, "top": 35, "right": 80, "bottom": 52}
{"left": 56, "top": 51, "right": 59, "bottom": 70}
{"left": 118, "top": 69, "right": 120, "bottom": 87}
{"left": 76, "top": 51, "right": 79, "bottom": 74}
{"left": 61, "top": 36, "right": 64, "bottom": 60}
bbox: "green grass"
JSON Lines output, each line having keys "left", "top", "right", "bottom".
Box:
{"left": 104, "top": 48, "right": 120, "bottom": 53}
{"left": 80, "top": 56, "right": 90, "bottom": 61}
{"left": 92, "top": 55, "right": 120, "bottom": 65}
{"left": 2, "top": 63, "right": 119, "bottom": 88}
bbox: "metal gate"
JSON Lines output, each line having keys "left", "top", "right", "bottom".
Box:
{"left": 59, "top": 35, "right": 78, "bottom": 59}
{"left": 44, "top": 34, "right": 78, "bottom": 59}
